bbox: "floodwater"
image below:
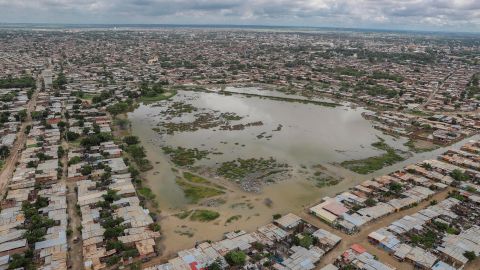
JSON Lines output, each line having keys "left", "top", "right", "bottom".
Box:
{"left": 127, "top": 87, "right": 474, "bottom": 256}
{"left": 132, "top": 88, "right": 407, "bottom": 167}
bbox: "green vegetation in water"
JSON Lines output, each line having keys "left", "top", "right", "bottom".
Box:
{"left": 341, "top": 138, "right": 407, "bottom": 174}
{"left": 183, "top": 171, "right": 226, "bottom": 190}
{"left": 189, "top": 209, "right": 220, "bottom": 222}
{"left": 310, "top": 172, "right": 341, "bottom": 188}
{"left": 156, "top": 99, "right": 258, "bottom": 134}
{"left": 174, "top": 210, "right": 193, "bottom": 219}
{"left": 225, "top": 215, "right": 242, "bottom": 225}
{"left": 230, "top": 202, "right": 254, "bottom": 209}
{"left": 183, "top": 171, "right": 210, "bottom": 184}
{"left": 174, "top": 229, "right": 194, "bottom": 238}
{"left": 157, "top": 101, "right": 197, "bottom": 117}
{"left": 217, "top": 157, "right": 289, "bottom": 182}
{"left": 162, "top": 146, "right": 210, "bottom": 167}
{"left": 220, "top": 112, "right": 243, "bottom": 121}
{"left": 176, "top": 177, "right": 224, "bottom": 203}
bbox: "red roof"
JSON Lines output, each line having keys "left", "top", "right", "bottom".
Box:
{"left": 323, "top": 201, "right": 348, "bottom": 216}
{"left": 351, "top": 244, "right": 366, "bottom": 254}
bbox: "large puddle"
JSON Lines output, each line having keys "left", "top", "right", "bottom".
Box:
{"left": 127, "top": 87, "right": 474, "bottom": 256}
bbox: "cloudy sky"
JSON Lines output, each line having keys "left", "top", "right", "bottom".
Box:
{"left": 0, "top": 0, "right": 479, "bottom": 32}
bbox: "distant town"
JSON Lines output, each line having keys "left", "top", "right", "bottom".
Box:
{"left": 0, "top": 26, "right": 479, "bottom": 270}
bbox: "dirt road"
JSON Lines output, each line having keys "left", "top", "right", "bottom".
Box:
{"left": 57, "top": 100, "right": 85, "bottom": 270}
{"left": 0, "top": 81, "right": 39, "bottom": 198}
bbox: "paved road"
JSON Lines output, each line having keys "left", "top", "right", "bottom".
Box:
{"left": 0, "top": 79, "right": 39, "bottom": 198}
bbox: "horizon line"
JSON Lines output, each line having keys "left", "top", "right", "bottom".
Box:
{"left": 0, "top": 22, "right": 479, "bottom": 35}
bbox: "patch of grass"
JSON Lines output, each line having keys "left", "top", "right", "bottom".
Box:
{"left": 176, "top": 178, "right": 224, "bottom": 203}
{"left": 404, "top": 139, "right": 438, "bottom": 153}
{"left": 341, "top": 138, "right": 406, "bottom": 174}
{"left": 190, "top": 209, "right": 220, "bottom": 222}
{"left": 183, "top": 172, "right": 210, "bottom": 184}
{"left": 138, "top": 90, "right": 177, "bottom": 103}
{"left": 174, "top": 210, "right": 193, "bottom": 219}
{"left": 183, "top": 171, "right": 226, "bottom": 190}
{"left": 137, "top": 187, "right": 156, "bottom": 200}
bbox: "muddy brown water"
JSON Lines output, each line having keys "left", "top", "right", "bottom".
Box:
{"left": 127, "top": 88, "right": 478, "bottom": 256}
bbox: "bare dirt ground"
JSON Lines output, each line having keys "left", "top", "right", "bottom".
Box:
{"left": 59, "top": 102, "right": 84, "bottom": 270}
{"left": 64, "top": 140, "right": 84, "bottom": 270}
{"left": 0, "top": 85, "right": 39, "bottom": 197}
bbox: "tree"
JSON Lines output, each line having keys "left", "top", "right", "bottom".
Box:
{"left": 450, "top": 169, "right": 470, "bottom": 182}
{"left": 295, "top": 234, "right": 314, "bottom": 248}
{"left": 57, "top": 121, "right": 67, "bottom": 132}
{"left": 103, "top": 189, "right": 120, "bottom": 203}
{"left": 105, "top": 255, "right": 120, "bottom": 266}
{"left": 123, "top": 135, "right": 139, "bottom": 145}
{"left": 389, "top": 182, "right": 402, "bottom": 193}
{"left": 207, "top": 260, "right": 222, "bottom": 270}
{"left": 68, "top": 156, "right": 82, "bottom": 165}
{"left": 464, "top": 250, "right": 476, "bottom": 261}
{"left": 65, "top": 131, "right": 80, "bottom": 141}
{"left": 225, "top": 250, "right": 246, "bottom": 266}
{"left": 0, "top": 145, "right": 10, "bottom": 159}
{"left": 53, "top": 72, "right": 67, "bottom": 90}
{"left": 365, "top": 198, "right": 377, "bottom": 207}
{"left": 127, "top": 145, "right": 146, "bottom": 161}
{"left": 57, "top": 146, "right": 65, "bottom": 158}
{"left": 149, "top": 223, "right": 161, "bottom": 232}
{"left": 8, "top": 253, "right": 32, "bottom": 269}
{"left": 421, "top": 163, "right": 432, "bottom": 170}
{"left": 17, "top": 109, "right": 27, "bottom": 122}
{"left": 80, "top": 165, "right": 92, "bottom": 176}
{"left": 107, "top": 102, "right": 130, "bottom": 117}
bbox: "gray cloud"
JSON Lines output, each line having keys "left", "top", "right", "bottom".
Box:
{"left": 0, "top": 0, "right": 479, "bottom": 31}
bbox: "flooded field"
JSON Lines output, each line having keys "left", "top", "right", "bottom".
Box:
{"left": 127, "top": 87, "right": 469, "bottom": 256}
